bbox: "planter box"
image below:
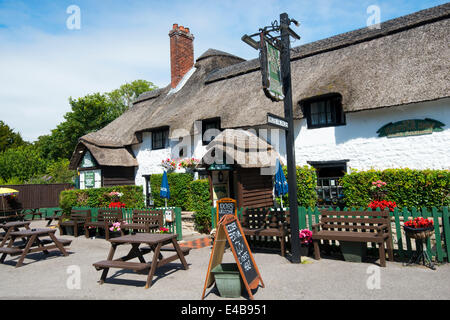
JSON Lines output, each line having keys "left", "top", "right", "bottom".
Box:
{"left": 211, "top": 263, "right": 243, "bottom": 298}
{"left": 340, "top": 241, "right": 367, "bottom": 262}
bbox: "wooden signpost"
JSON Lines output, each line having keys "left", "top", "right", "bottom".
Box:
{"left": 201, "top": 214, "right": 264, "bottom": 300}
{"left": 216, "top": 198, "right": 237, "bottom": 226}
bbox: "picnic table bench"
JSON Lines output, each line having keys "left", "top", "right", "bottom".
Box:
{"left": 120, "top": 209, "right": 163, "bottom": 234}
{"left": 84, "top": 209, "right": 123, "bottom": 240}
{"left": 0, "top": 221, "right": 31, "bottom": 247}
{"left": 312, "top": 210, "right": 394, "bottom": 267}
{"left": 0, "top": 228, "right": 71, "bottom": 267}
{"left": 93, "top": 233, "right": 190, "bottom": 289}
{"left": 240, "top": 207, "right": 288, "bottom": 257}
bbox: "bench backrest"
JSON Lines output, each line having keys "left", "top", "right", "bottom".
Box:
{"left": 131, "top": 210, "right": 163, "bottom": 228}
{"left": 97, "top": 209, "right": 123, "bottom": 223}
{"left": 70, "top": 209, "right": 91, "bottom": 222}
{"left": 241, "top": 208, "right": 288, "bottom": 230}
{"left": 319, "top": 210, "right": 390, "bottom": 233}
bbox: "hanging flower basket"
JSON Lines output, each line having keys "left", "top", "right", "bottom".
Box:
{"left": 403, "top": 217, "right": 434, "bottom": 240}
{"left": 403, "top": 226, "right": 434, "bottom": 240}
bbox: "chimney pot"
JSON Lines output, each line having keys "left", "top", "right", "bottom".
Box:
{"left": 173, "top": 23, "right": 178, "bottom": 30}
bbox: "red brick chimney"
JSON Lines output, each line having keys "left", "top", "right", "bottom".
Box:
{"left": 169, "top": 24, "right": 194, "bottom": 88}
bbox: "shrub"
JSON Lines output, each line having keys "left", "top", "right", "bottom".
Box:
{"left": 150, "top": 173, "right": 194, "bottom": 209}
{"left": 277, "top": 165, "right": 318, "bottom": 208}
{"left": 59, "top": 185, "right": 144, "bottom": 214}
{"left": 340, "top": 168, "right": 450, "bottom": 209}
{"left": 187, "top": 179, "right": 212, "bottom": 233}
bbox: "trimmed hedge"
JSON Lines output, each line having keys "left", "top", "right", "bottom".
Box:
{"left": 278, "top": 165, "right": 318, "bottom": 208}
{"left": 186, "top": 179, "right": 212, "bottom": 233}
{"left": 59, "top": 185, "right": 145, "bottom": 214}
{"left": 150, "top": 173, "right": 194, "bottom": 209}
{"left": 340, "top": 168, "right": 450, "bottom": 209}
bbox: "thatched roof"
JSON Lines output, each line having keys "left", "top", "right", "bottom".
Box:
{"left": 69, "top": 141, "right": 137, "bottom": 170}
{"left": 198, "top": 129, "right": 280, "bottom": 169}
{"left": 70, "top": 3, "right": 450, "bottom": 168}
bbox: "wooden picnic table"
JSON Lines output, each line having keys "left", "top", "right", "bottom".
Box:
{"left": 93, "top": 233, "right": 190, "bottom": 289}
{"left": 0, "top": 221, "right": 31, "bottom": 247}
{"left": 45, "top": 210, "right": 63, "bottom": 226}
{"left": 24, "top": 208, "right": 43, "bottom": 220}
{"left": 0, "top": 228, "right": 71, "bottom": 268}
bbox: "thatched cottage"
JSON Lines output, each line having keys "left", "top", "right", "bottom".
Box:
{"left": 69, "top": 4, "right": 450, "bottom": 208}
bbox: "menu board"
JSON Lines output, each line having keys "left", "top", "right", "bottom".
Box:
{"left": 224, "top": 219, "right": 258, "bottom": 287}
{"left": 201, "top": 214, "right": 264, "bottom": 300}
{"left": 216, "top": 198, "right": 236, "bottom": 226}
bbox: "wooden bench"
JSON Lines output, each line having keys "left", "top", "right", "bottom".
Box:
{"left": 240, "top": 207, "right": 288, "bottom": 257}
{"left": 59, "top": 209, "right": 91, "bottom": 237}
{"left": 84, "top": 209, "right": 123, "bottom": 240}
{"left": 312, "top": 210, "right": 394, "bottom": 267}
{"left": 121, "top": 209, "right": 163, "bottom": 234}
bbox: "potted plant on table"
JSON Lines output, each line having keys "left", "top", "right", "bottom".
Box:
{"left": 299, "top": 229, "right": 312, "bottom": 257}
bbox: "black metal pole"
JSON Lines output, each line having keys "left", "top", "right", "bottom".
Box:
{"left": 280, "top": 12, "right": 301, "bottom": 263}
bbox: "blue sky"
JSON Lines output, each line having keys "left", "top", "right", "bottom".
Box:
{"left": 0, "top": 0, "right": 447, "bottom": 142}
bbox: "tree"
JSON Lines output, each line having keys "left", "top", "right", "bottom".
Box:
{"left": 0, "top": 145, "right": 47, "bottom": 183}
{"left": 0, "top": 121, "right": 28, "bottom": 152}
{"left": 37, "top": 80, "right": 157, "bottom": 162}
{"left": 107, "top": 80, "right": 157, "bottom": 119}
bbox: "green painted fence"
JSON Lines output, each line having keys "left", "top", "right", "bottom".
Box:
{"left": 211, "top": 206, "right": 450, "bottom": 263}
{"left": 61, "top": 206, "right": 183, "bottom": 241}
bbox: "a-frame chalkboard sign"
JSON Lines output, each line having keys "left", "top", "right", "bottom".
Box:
{"left": 201, "top": 214, "right": 264, "bottom": 300}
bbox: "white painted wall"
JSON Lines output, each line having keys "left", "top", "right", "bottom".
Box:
{"left": 293, "top": 98, "right": 450, "bottom": 171}
{"left": 132, "top": 97, "right": 450, "bottom": 189}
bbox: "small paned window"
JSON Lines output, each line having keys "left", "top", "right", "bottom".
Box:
{"left": 152, "top": 129, "right": 169, "bottom": 150}
{"left": 302, "top": 94, "right": 345, "bottom": 129}
{"left": 202, "top": 119, "right": 221, "bottom": 145}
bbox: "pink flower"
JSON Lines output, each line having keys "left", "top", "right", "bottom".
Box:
{"left": 377, "top": 184, "right": 382, "bottom": 188}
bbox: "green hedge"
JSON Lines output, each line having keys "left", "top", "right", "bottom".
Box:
{"left": 59, "top": 185, "right": 145, "bottom": 214}
{"left": 150, "top": 173, "right": 194, "bottom": 209}
{"left": 340, "top": 168, "right": 450, "bottom": 209}
{"left": 186, "top": 179, "right": 212, "bottom": 233}
{"left": 278, "top": 165, "right": 318, "bottom": 208}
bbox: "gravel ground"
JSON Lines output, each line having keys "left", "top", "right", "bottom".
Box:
{"left": 1, "top": 220, "right": 449, "bottom": 300}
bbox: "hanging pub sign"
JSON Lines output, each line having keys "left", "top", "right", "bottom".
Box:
{"left": 201, "top": 214, "right": 264, "bottom": 300}
{"left": 259, "top": 33, "right": 284, "bottom": 102}
{"left": 377, "top": 118, "right": 445, "bottom": 138}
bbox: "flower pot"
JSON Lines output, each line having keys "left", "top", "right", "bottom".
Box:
{"left": 64, "top": 225, "right": 74, "bottom": 236}
{"left": 109, "top": 230, "right": 122, "bottom": 238}
{"left": 300, "top": 244, "right": 311, "bottom": 257}
{"left": 340, "top": 241, "right": 367, "bottom": 263}
{"left": 87, "top": 228, "right": 97, "bottom": 238}
{"left": 211, "top": 263, "right": 243, "bottom": 298}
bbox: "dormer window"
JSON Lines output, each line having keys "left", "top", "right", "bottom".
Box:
{"left": 152, "top": 128, "right": 169, "bottom": 150}
{"left": 301, "top": 94, "right": 345, "bottom": 129}
{"left": 202, "top": 118, "right": 221, "bottom": 145}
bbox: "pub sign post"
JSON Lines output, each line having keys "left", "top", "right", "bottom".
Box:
{"left": 242, "top": 13, "right": 302, "bottom": 263}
